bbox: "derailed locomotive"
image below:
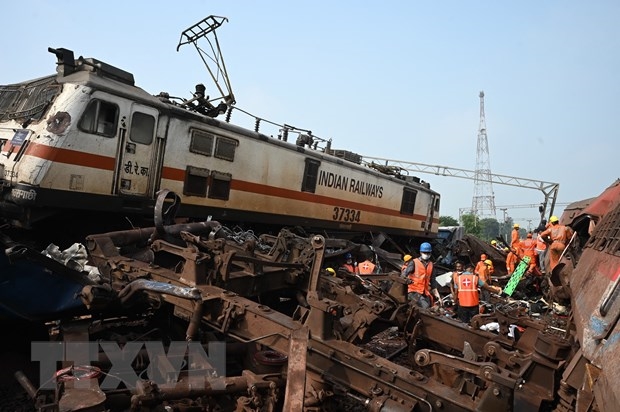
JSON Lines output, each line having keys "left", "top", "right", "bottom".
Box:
{"left": 0, "top": 46, "right": 439, "bottom": 244}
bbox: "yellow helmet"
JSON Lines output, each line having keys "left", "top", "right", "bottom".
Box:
{"left": 403, "top": 254, "right": 413, "bottom": 262}
{"left": 484, "top": 259, "right": 493, "bottom": 266}
{"left": 326, "top": 267, "right": 336, "bottom": 276}
{"left": 491, "top": 240, "right": 497, "bottom": 245}
{"left": 550, "top": 215, "right": 559, "bottom": 223}
{"left": 513, "top": 223, "right": 520, "bottom": 228}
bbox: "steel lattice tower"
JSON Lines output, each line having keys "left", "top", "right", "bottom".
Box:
{"left": 471, "top": 91, "right": 496, "bottom": 219}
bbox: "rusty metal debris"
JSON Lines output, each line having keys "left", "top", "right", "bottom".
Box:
{"left": 3, "top": 181, "right": 620, "bottom": 411}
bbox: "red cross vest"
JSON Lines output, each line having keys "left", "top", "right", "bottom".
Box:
{"left": 407, "top": 259, "right": 433, "bottom": 294}
{"left": 457, "top": 273, "right": 479, "bottom": 307}
{"left": 358, "top": 260, "right": 376, "bottom": 275}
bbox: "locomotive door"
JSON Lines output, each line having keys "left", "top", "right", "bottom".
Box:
{"left": 425, "top": 194, "right": 437, "bottom": 233}
{"left": 116, "top": 104, "right": 159, "bottom": 196}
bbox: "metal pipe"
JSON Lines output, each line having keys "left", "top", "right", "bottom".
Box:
{"left": 15, "top": 371, "right": 38, "bottom": 399}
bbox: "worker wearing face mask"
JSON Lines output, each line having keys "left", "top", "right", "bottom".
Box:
{"left": 402, "top": 242, "right": 440, "bottom": 308}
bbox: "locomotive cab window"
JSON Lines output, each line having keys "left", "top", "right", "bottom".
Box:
{"left": 302, "top": 158, "right": 320, "bottom": 193}
{"left": 400, "top": 188, "right": 417, "bottom": 215}
{"left": 79, "top": 99, "right": 119, "bottom": 137}
{"left": 130, "top": 112, "right": 155, "bottom": 145}
{"left": 434, "top": 197, "right": 440, "bottom": 212}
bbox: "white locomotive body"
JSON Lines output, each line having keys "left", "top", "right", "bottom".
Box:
{"left": 0, "top": 49, "right": 439, "bottom": 239}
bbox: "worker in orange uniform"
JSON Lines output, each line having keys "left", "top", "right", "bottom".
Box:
{"left": 403, "top": 242, "right": 440, "bottom": 308}
{"left": 401, "top": 254, "right": 412, "bottom": 275}
{"left": 474, "top": 254, "right": 488, "bottom": 279}
{"left": 450, "top": 260, "right": 464, "bottom": 307}
{"left": 534, "top": 229, "right": 548, "bottom": 274}
{"left": 538, "top": 216, "right": 573, "bottom": 272}
{"left": 505, "top": 247, "right": 518, "bottom": 275}
{"left": 339, "top": 253, "right": 358, "bottom": 274}
{"left": 519, "top": 232, "right": 539, "bottom": 275}
{"left": 511, "top": 223, "right": 521, "bottom": 253}
{"left": 454, "top": 265, "right": 502, "bottom": 323}
{"left": 476, "top": 259, "right": 494, "bottom": 302}
{"left": 358, "top": 255, "right": 378, "bottom": 275}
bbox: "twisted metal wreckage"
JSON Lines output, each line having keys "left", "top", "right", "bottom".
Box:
{"left": 3, "top": 181, "right": 618, "bottom": 412}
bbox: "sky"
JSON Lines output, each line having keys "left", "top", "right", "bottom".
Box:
{"left": 2, "top": 1, "right": 618, "bottom": 231}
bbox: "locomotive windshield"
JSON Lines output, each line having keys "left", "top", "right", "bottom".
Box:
{"left": 0, "top": 75, "right": 60, "bottom": 123}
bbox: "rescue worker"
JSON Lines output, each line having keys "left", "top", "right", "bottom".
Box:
{"left": 474, "top": 254, "right": 488, "bottom": 279}
{"left": 454, "top": 265, "right": 502, "bottom": 323}
{"left": 490, "top": 239, "right": 502, "bottom": 251}
{"left": 511, "top": 224, "right": 521, "bottom": 253}
{"left": 450, "top": 261, "right": 464, "bottom": 307}
{"left": 479, "top": 259, "right": 493, "bottom": 302}
{"left": 403, "top": 242, "right": 440, "bottom": 308}
{"left": 485, "top": 259, "right": 495, "bottom": 277}
{"left": 519, "top": 232, "right": 539, "bottom": 275}
{"left": 339, "top": 253, "right": 358, "bottom": 274}
{"left": 505, "top": 247, "right": 518, "bottom": 275}
{"left": 535, "top": 229, "right": 548, "bottom": 274}
{"left": 401, "top": 254, "right": 413, "bottom": 275}
{"left": 538, "top": 216, "right": 573, "bottom": 272}
{"left": 358, "top": 255, "right": 378, "bottom": 275}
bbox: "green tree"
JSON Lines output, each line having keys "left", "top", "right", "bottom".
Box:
{"left": 479, "top": 218, "right": 500, "bottom": 241}
{"left": 439, "top": 216, "right": 459, "bottom": 226}
{"left": 460, "top": 213, "right": 481, "bottom": 237}
{"left": 498, "top": 217, "right": 514, "bottom": 244}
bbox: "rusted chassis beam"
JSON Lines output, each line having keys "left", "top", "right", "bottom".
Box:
{"left": 86, "top": 231, "right": 507, "bottom": 411}
{"left": 158, "top": 286, "right": 482, "bottom": 412}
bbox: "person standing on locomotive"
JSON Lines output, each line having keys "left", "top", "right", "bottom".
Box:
{"left": 403, "top": 242, "right": 441, "bottom": 308}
